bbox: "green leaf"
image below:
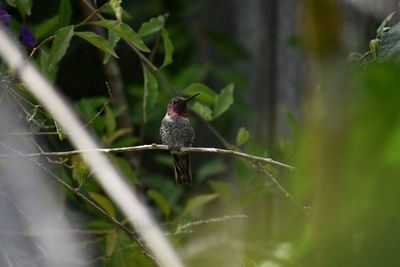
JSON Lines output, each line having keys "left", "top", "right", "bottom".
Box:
{"left": 154, "top": 154, "right": 173, "bottom": 166}
{"left": 105, "top": 106, "right": 116, "bottom": 135}
{"left": 110, "top": 0, "right": 122, "bottom": 22}
{"left": 138, "top": 15, "right": 165, "bottom": 37}
{"left": 87, "top": 219, "right": 114, "bottom": 230}
{"left": 191, "top": 101, "right": 213, "bottom": 121}
{"left": 35, "top": 15, "right": 59, "bottom": 40}
{"left": 39, "top": 49, "right": 56, "bottom": 80}
{"left": 377, "top": 11, "right": 396, "bottom": 39}
{"left": 54, "top": 119, "right": 65, "bottom": 140}
{"left": 213, "top": 66, "right": 250, "bottom": 90}
{"left": 111, "top": 136, "right": 139, "bottom": 148}
{"left": 89, "top": 192, "right": 116, "bottom": 217}
{"left": 58, "top": 0, "right": 71, "bottom": 28}
{"left": 142, "top": 65, "right": 159, "bottom": 123}
{"left": 104, "top": 127, "right": 132, "bottom": 146}
{"left": 74, "top": 97, "right": 108, "bottom": 133}
{"left": 283, "top": 108, "right": 300, "bottom": 139}
{"left": 100, "top": 5, "right": 132, "bottom": 20}
{"left": 181, "top": 193, "right": 219, "bottom": 217}
{"left": 26, "top": 107, "right": 37, "bottom": 122}
{"left": 49, "top": 26, "right": 74, "bottom": 67}
{"left": 7, "top": 0, "right": 32, "bottom": 17}
{"left": 208, "top": 180, "right": 232, "bottom": 201}
{"left": 243, "top": 257, "right": 258, "bottom": 267}
{"left": 103, "top": 31, "right": 121, "bottom": 64}
{"left": 184, "top": 83, "right": 216, "bottom": 104}
{"left": 71, "top": 155, "right": 86, "bottom": 186}
{"left": 75, "top": 31, "right": 118, "bottom": 58}
{"left": 197, "top": 159, "right": 227, "bottom": 181}
{"left": 105, "top": 231, "right": 118, "bottom": 256}
{"left": 213, "top": 83, "right": 234, "bottom": 118}
{"left": 174, "top": 64, "right": 210, "bottom": 88}
{"left": 370, "top": 39, "right": 381, "bottom": 59}
{"left": 94, "top": 20, "right": 150, "bottom": 52}
{"left": 109, "top": 232, "right": 147, "bottom": 267}
{"left": 39, "top": 49, "right": 49, "bottom": 73}
{"left": 161, "top": 28, "right": 174, "bottom": 69}
{"left": 147, "top": 190, "right": 170, "bottom": 218}
{"left": 112, "top": 156, "right": 138, "bottom": 184}
{"left": 236, "top": 127, "right": 250, "bottom": 146}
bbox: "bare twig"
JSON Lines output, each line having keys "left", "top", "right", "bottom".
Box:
{"left": 0, "top": 140, "right": 303, "bottom": 213}
{"left": 0, "top": 131, "right": 59, "bottom": 136}
{"left": 0, "top": 141, "right": 158, "bottom": 264}
{"left": 171, "top": 214, "right": 248, "bottom": 235}
{"left": 0, "top": 83, "right": 111, "bottom": 136}
{"left": 0, "top": 191, "right": 34, "bottom": 223}
{"left": 31, "top": 138, "right": 74, "bottom": 168}
{"left": 6, "top": 88, "right": 55, "bottom": 129}
{"left": 74, "top": 1, "right": 110, "bottom": 28}
{"left": 82, "top": 98, "right": 111, "bottom": 128}
{"left": 0, "top": 228, "right": 112, "bottom": 236}
{"left": 148, "top": 31, "right": 162, "bottom": 62}
{"left": 0, "top": 143, "right": 294, "bottom": 169}
{"left": 254, "top": 162, "right": 310, "bottom": 215}
{"left": 29, "top": 36, "right": 54, "bottom": 59}
{"left": 198, "top": 116, "right": 231, "bottom": 147}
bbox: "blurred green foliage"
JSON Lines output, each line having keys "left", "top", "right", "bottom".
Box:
{"left": 1, "top": 0, "right": 400, "bottom": 267}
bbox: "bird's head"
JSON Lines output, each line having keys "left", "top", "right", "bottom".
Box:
{"left": 167, "top": 93, "right": 199, "bottom": 118}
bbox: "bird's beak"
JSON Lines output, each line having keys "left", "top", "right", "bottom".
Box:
{"left": 185, "top": 93, "right": 200, "bottom": 102}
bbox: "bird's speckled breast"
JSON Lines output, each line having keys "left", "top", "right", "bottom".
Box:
{"left": 160, "top": 114, "right": 194, "bottom": 149}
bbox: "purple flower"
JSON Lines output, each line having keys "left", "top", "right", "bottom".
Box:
{"left": 0, "top": 8, "right": 11, "bottom": 28}
{"left": 19, "top": 26, "right": 37, "bottom": 48}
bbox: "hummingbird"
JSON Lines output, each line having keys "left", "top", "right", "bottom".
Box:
{"left": 160, "top": 93, "right": 199, "bottom": 185}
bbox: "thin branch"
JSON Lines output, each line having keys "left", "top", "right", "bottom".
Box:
{"left": 28, "top": 36, "right": 54, "bottom": 59}
{"left": 6, "top": 88, "right": 55, "bottom": 129}
{"left": 0, "top": 191, "right": 34, "bottom": 223}
{"left": 0, "top": 228, "right": 112, "bottom": 236}
{"left": 0, "top": 85, "right": 111, "bottom": 136}
{"left": 254, "top": 162, "right": 310, "bottom": 215}
{"left": 0, "top": 131, "right": 60, "bottom": 136}
{"left": 29, "top": 1, "right": 110, "bottom": 60}
{"left": 0, "top": 141, "right": 302, "bottom": 212}
{"left": 82, "top": 98, "right": 111, "bottom": 128}
{"left": 31, "top": 138, "right": 75, "bottom": 168}
{"left": 74, "top": 1, "right": 110, "bottom": 28}
{"left": 171, "top": 214, "right": 248, "bottom": 235}
{"left": 148, "top": 31, "right": 162, "bottom": 62}
{"left": 0, "top": 142, "right": 158, "bottom": 264}
{"left": 6, "top": 84, "right": 49, "bottom": 117}
{"left": 198, "top": 116, "right": 231, "bottom": 147}
{"left": 0, "top": 143, "right": 294, "bottom": 169}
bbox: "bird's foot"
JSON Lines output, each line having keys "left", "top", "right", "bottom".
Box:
{"left": 168, "top": 146, "right": 182, "bottom": 153}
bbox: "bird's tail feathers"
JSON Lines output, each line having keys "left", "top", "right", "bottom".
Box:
{"left": 172, "top": 152, "right": 192, "bottom": 185}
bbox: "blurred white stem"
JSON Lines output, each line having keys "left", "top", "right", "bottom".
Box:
{"left": 0, "top": 28, "right": 184, "bottom": 267}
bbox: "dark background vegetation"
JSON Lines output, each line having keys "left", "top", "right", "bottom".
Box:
{"left": 1, "top": 0, "right": 400, "bottom": 266}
